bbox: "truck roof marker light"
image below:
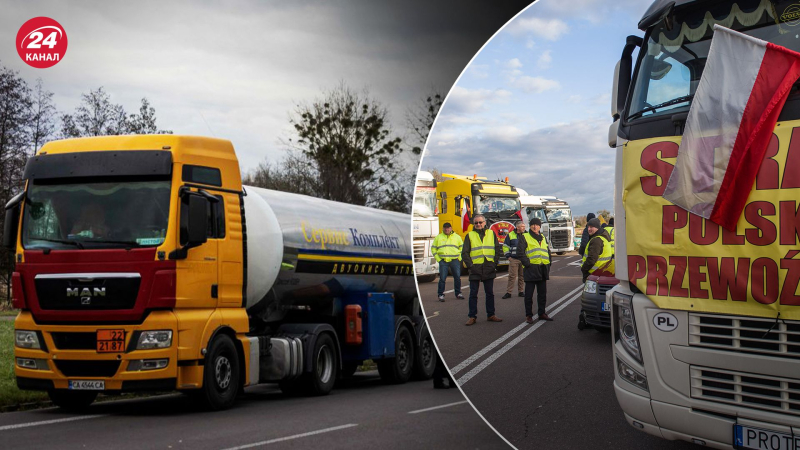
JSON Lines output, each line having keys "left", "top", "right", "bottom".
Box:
{"left": 505, "top": 177, "right": 509, "bottom": 183}
{"left": 162, "top": 146, "right": 171, "bottom": 150}
{"left": 473, "top": 174, "right": 477, "bottom": 180}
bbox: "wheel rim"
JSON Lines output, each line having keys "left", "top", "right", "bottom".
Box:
{"left": 317, "top": 345, "right": 334, "bottom": 384}
{"left": 421, "top": 338, "right": 433, "bottom": 369}
{"left": 398, "top": 338, "right": 410, "bottom": 372}
{"left": 215, "top": 355, "right": 232, "bottom": 390}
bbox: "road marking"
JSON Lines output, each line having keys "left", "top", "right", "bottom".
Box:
{"left": 0, "top": 414, "right": 108, "bottom": 432}
{"left": 443, "top": 274, "right": 509, "bottom": 294}
{"left": 449, "top": 284, "right": 584, "bottom": 375}
{"left": 426, "top": 311, "right": 440, "bottom": 319}
{"left": 221, "top": 424, "right": 359, "bottom": 450}
{"left": 457, "top": 291, "right": 583, "bottom": 385}
{"left": 408, "top": 400, "right": 468, "bottom": 414}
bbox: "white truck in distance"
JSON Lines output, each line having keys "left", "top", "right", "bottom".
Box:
{"left": 413, "top": 171, "right": 438, "bottom": 283}
{"left": 518, "top": 190, "right": 575, "bottom": 255}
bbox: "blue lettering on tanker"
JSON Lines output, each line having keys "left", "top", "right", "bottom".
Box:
{"left": 348, "top": 228, "right": 401, "bottom": 250}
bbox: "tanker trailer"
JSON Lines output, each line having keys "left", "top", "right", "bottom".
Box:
{"left": 7, "top": 135, "right": 435, "bottom": 411}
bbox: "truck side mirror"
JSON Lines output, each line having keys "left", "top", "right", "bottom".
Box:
{"left": 2, "top": 192, "right": 24, "bottom": 250}
{"left": 612, "top": 35, "right": 644, "bottom": 120}
{"left": 186, "top": 194, "right": 209, "bottom": 247}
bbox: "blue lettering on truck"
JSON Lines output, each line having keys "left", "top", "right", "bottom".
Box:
{"left": 349, "top": 228, "right": 401, "bottom": 249}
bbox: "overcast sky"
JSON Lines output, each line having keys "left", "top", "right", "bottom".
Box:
{"left": 1, "top": 0, "right": 528, "bottom": 174}
{"left": 422, "top": 0, "right": 652, "bottom": 217}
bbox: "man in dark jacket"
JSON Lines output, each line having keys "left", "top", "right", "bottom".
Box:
{"left": 581, "top": 218, "right": 614, "bottom": 282}
{"left": 517, "top": 218, "right": 553, "bottom": 323}
{"left": 462, "top": 214, "right": 504, "bottom": 326}
{"left": 578, "top": 212, "right": 596, "bottom": 257}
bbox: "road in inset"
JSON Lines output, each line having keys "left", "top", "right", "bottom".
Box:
{"left": 0, "top": 372, "right": 505, "bottom": 449}
{"left": 419, "top": 252, "right": 695, "bottom": 450}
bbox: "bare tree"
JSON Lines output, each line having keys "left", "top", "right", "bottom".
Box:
{"left": 129, "top": 98, "right": 172, "bottom": 134}
{"left": 60, "top": 88, "right": 170, "bottom": 138}
{"left": 29, "top": 79, "right": 56, "bottom": 154}
{"left": 406, "top": 91, "right": 443, "bottom": 153}
{"left": 243, "top": 150, "right": 318, "bottom": 196}
{"left": 426, "top": 167, "right": 445, "bottom": 182}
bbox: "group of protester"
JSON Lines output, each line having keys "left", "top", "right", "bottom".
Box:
{"left": 431, "top": 212, "right": 615, "bottom": 326}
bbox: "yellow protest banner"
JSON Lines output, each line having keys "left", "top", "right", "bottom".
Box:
{"left": 623, "top": 120, "right": 800, "bottom": 320}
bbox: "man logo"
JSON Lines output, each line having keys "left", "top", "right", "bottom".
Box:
{"left": 81, "top": 297, "right": 91, "bottom": 305}
{"left": 653, "top": 312, "right": 678, "bottom": 332}
{"left": 67, "top": 287, "right": 106, "bottom": 305}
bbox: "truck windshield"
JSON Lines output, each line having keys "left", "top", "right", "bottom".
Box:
{"left": 475, "top": 195, "right": 520, "bottom": 215}
{"left": 628, "top": 0, "right": 795, "bottom": 121}
{"left": 526, "top": 207, "right": 547, "bottom": 224}
{"left": 413, "top": 187, "right": 437, "bottom": 217}
{"left": 546, "top": 208, "right": 572, "bottom": 223}
{"left": 22, "top": 179, "right": 171, "bottom": 250}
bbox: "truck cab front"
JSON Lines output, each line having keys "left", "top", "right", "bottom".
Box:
{"left": 5, "top": 135, "right": 247, "bottom": 408}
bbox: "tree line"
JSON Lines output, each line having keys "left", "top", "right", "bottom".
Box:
{"left": 0, "top": 63, "right": 441, "bottom": 305}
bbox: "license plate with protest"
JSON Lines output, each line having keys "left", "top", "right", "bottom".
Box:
{"left": 734, "top": 425, "right": 798, "bottom": 450}
{"left": 68, "top": 380, "right": 105, "bottom": 390}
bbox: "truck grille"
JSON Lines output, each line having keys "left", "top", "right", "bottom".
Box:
{"left": 689, "top": 313, "right": 800, "bottom": 360}
{"left": 51, "top": 332, "right": 96, "bottom": 350}
{"left": 691, "top": 366, "right": 800, "bottom": 416}
{"left": 413, "top": 241, "right": 426, "bottom": 262}
{"left": 34, "top": 273, "right": 140, "bottom": 310}
{"left": 549, "top": 229, "right": 571, "bottom": 248}
{"left": 54, "top": 360, "right": 121, "bottom": 377}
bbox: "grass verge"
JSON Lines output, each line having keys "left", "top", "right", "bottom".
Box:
{"left": 0, "top": 321, "right": 48, "bottom": 410}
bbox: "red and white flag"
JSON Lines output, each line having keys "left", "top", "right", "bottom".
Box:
{"left": 461, "top": 198, "right": 471, "bottom": 232}
{"left": 663, "top": 25, "right": 800, "bottom": 230}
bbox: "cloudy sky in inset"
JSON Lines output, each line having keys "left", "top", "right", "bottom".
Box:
{"left": 422, "top": 0, "right": 652, "bottom": 217}
{"left": 1, "top": 0, "right": 529, "bottom": 173}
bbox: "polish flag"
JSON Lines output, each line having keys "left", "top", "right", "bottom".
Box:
{"left": 663, "top": 25, "right": 800, "bottom": 230}
{"left": 461, "top": 198, "right": 471, "bottom": 232}
{"left": 515, "top": 210, "right": 524, "bottom": 222}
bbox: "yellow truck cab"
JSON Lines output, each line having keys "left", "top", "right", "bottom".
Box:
{"left": 435, "top": 174, "right": 521, "bottom": 267}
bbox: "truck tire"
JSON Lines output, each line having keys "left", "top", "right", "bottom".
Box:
{"left": 199, "top": 334, "right": 240, "bottom": 411}
{"left": 416, "top": 274, "right": 436, "bottom": 283}
{"left": 378, "top": 326, "right": 415, "bottom": 384}
{"left": 280, "top": 333, "right": 338, "bottom": 396}
{"left": 48, "top": 390, "right": 97, "bottom": 411}
{"left": 557, "top": 251, "right": 565, "bottom": 255}
{"left": 412, "top": 328, "right": 436, "bottom": 380}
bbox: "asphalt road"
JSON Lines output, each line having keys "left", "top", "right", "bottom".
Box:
{"left": 0, "top": 371, "right": 507, "bottom": 449}
{"left": 419, "top": 252, "right": 695, "bottom": 450}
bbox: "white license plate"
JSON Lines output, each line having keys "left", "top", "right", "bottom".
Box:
{"left": 68, "top": 380, "right": 105, "bottom": 390}
{"left": 601, "top": 302, "right": 610, "bottom": 312}
{"left": 735, "top": 425, "right": 798, "bottom": 450}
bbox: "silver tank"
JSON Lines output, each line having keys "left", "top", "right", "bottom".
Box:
{"left": 242, "top": 186, "right": 416, "bottom": 323}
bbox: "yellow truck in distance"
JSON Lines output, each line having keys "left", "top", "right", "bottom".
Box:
{"left": 435, "top": 173, "right": 521, "bottom": 267}
{"left": 5, "top": 135, "right": 432, "bottom": 411}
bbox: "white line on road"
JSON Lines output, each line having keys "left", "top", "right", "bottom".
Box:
{"left": 443, "top": 274, "right": 509, "bottom": 294}
{"left": 0, "top": 414, "right": 108, "bottom": 432}
{"left": 450, "top": 284, "right": 584, "bottom": 375}
{"left": 221, "top": 424, "right": 359, "bottom": 450}
{"left": 426, "top": 311, "right": 440, "bottom": 319}
{"left": 408, "top": 401, "right": 468, "bottom": 414}
{"left": 457, "top": 291, "right": 583, "bottom": 385}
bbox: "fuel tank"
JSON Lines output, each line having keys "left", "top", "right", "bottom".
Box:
{"left": 242, "top": 186, "right": 415, "bottom": 323}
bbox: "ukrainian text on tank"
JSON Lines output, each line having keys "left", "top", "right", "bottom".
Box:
{"left": 349, "top": 228, "right": 401, "bottom": 249}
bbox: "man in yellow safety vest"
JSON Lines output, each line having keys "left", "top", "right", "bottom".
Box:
{"left": 461, "top": 214, "right": 504, "bottom": 326}
{"left": 517, "top": 217, "right": 552, "bottom": 323}
{"left": 581, "top": 218, "right": 615, "bottom": 283}
{"left": 502, "top": 221, "right": 526, "bottom": 299}
{"left": 432, "top": 222, "right": 465, "bottom": 302}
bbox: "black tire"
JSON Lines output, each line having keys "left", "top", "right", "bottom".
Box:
{"left": 48, "top": 390, "right": 97, "bottom": 411}
{"left": 557, "top": 252, "right": 565, "bottom": 255}
{"left": 412, "top": 329, "right": 436, "bottom": 380}
{"left": 378, "top": 326, "right": 415, "bottom": 384}
{"left": 281, "top": 333, "right": 338, "bottom": 396}
{"left": 416, "top": 274, "right": 436, "bottom": 283}
{"left": 199, "top": 333, "right": 240, "bottom": 411}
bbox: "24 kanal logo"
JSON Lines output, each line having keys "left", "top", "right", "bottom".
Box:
{"left": 16, "top": 17, "right": 68, "bottom": 69}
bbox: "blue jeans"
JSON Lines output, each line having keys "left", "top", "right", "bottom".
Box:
{"left": 468, "top": 279, "right": 495, "bottom": 318}
{"left": 437, "top": 259, "right": 462, "bottom": 296}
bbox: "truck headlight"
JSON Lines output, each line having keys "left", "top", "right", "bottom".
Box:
{"left": 612, "top": 292, "right": 642, "bottom": 363}
{"left": 584, "top": 280, "right": 597, "bottom": 294}
{"left": 15, "top": 330, "right": 41, "bottom": 349}
{"left": 136, "top": 330, "right": 173, "bottom": 349}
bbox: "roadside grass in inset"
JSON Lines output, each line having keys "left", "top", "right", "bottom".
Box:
{"left": 0, "top": 320, "right": 48, "bottom": 410}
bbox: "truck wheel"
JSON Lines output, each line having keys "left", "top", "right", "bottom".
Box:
{"left": 199, "top": 334, "right": 240, "bottom": 411}
{"left": 48, "top": 390, "right": 97, "bottom": 411}
{"left": 378, "top": 326, "right": 415, "bottom": 384}
{"left": 557, "top": 252, "right": 565, "bottom": 255}
{"left": 416, "top": 274, "right": 436, "bottom": 283}
{"left": 280, "top": 333, "right": 338, "bottom": 396}
{"left": 412, "top": 329, "right": 436, "bottom": 380}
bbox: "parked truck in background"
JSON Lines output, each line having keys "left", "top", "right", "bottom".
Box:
{"left": 5, "top": 135, "right": 435, "bottom": 411}
{"left": 435, "top": 173, "right": 521, "bottom": 268}
{"left": 413, "top": 171, "right": 438, "bottom": 283}
{"left": 609, "top": 1, "right": 800, "bottom": 448}
{"left": 517, "top": 191, "right": 575, "bottom": 255}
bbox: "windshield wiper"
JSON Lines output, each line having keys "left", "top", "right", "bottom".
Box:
{"left": 629, "top": 94, "right": 694, "bottom": 120}
{"left": 35, "top": 238, "right": 84, "bottom": 249}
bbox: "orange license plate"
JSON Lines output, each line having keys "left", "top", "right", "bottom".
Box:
{"left": 97, "top": 329, "right": 125, "bottom": 353}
